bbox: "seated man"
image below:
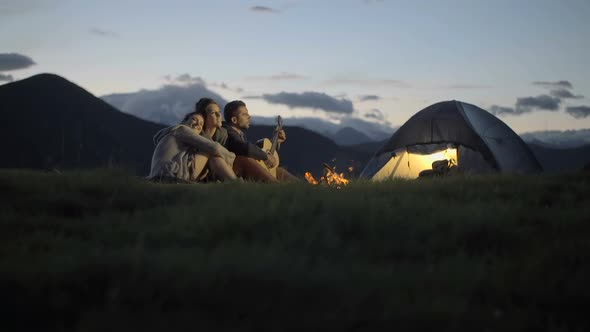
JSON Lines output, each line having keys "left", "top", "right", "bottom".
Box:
{"left": 222, "top": 100, "right": 298, "bottom": 183}
{"left": 147, "top": 110, "right": 236, "bottom": 183}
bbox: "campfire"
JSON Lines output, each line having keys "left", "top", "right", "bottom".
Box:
{"left": 305, "top": 163, "right": 350, "bottom": 189}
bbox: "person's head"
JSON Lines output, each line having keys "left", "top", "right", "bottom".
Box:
{"left": 195, "top": 97, "right": 222, "bottom": 129}
{"left": 181, "top": 112, "right": 205, "bottom": 134}
{"left": 224, "top": 100, "right": 250, "bottom": 129}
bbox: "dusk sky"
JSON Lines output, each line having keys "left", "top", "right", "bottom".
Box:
{"left": 1, "top": 0, "right": 589, "bottom": 134}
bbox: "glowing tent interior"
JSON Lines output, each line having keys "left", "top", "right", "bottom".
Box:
{"left": 360, "top": 100, "right": 542, "bottom": 180}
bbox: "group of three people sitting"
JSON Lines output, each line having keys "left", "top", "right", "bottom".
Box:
{"left": 147, "top": 98, "right": 298, "bottom": 183}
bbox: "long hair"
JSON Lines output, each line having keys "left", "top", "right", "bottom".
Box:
{"left": 182, "top": 97, "right": 218, "bottom": 123}
{"left": 195, "top": 97, "right": 219, "bottom": 117}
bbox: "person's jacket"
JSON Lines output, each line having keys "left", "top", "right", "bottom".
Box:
{"left": 148, "top": 124, "right": 234, "bottom": 181}
{"left": 222, "top": 123, "right": 268, "bottom": 161}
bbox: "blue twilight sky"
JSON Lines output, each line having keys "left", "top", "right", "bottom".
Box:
{"left": 1, "top": 0, "right": 589, "bottom": 134}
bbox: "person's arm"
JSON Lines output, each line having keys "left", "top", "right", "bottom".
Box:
{"left": 226, "top": 128, "right": 268, "bottom": 160}
{"left": 173, "top": 125, "right": 226, "bottom": 157}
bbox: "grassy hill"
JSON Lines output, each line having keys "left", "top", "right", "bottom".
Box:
{"left": 1, "top": 169, "right": 589, "bottom": 331}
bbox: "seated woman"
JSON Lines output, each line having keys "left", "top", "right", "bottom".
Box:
{"left": 147, "top": 106, "right": 236, "bottom": 183}
{"left": 190, "top": 97, "right": 238, "bottom": 181}
{"left": 196, "top": 98, "right": 284, "bottom": 182}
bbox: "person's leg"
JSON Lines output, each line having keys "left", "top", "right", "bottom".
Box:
{"left": 233, "top": 156, "right": 278, "bottom": 183}
{"left": 191, "top": 153, "right": 210, "bottom": 181}
{"left": 276, "top": 167, "right": 300, "bottom": 182}
{"left": 208, "top": 156, "right": 238, "bottom": 180}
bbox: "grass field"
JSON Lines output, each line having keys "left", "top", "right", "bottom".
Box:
{"left": 1, "top": 169, "right": 589, "bottom": 331}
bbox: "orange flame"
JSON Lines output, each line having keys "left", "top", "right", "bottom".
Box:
{"left": 305, "top": 163, "right": 350, "bottom": 189}
{"left": 304, "top": 172, "right": 318, "bottom": 185}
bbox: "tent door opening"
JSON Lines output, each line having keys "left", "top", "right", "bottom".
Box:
{"left": 372, "top": 146, "right": 458, "bottom": 180}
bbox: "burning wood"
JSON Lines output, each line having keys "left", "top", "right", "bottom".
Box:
{"left": 305, "top": 163, "right": 350, "bottom": 189}
{"left": 304, "top": 172, "right": 318, "bottom": 185}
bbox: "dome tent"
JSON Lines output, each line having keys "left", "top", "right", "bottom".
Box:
{"left": 360, "top": 100, "right": 542, "bottom": 180}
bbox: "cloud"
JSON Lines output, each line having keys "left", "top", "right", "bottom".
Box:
{"left": 358, "top": 95, "right": 381, "bottom": 102}
{"left": 363, "top": 0, "right": 384, "bottom": 4}
{"left": 250, "top": 6, "right": 280, "bottom": 13}
{"left": 260, "top": 91, "right": 354, "bottom": 114}
{"left": 211, "top": 81, "right": 244, "bottom": 93}
{"left": 324, "top": 78, "right": 409, "bottom": 88}
{"left": 0, "top": 53, "right": 36, "bottom": 71}
{"left": 520, "top": 128, "right": 590, "bottom": 148}
{"left": 89, "top": 27, "right": 119, "bottom": 38}
{"left": 491, "top": 94, "right": 562, "bottom": 116}
{"left": 0, "top": 73, "right": 14, "bottom": 82}
{"left": 340, "top": 117, "right": 394, "bottom": 141}
{"left": 550, "top": 89, "right": 583, "bottom": 99}
{"left": 251, "top": 114, "right": 395, "bottom": 142}
{"left": 242, "top": 95, "right": 263, "bottom": 100}
{"left": 565, "top": 106, "right": 590, "bottom": 119}
{"left": 532, "top": 80, "right": 573, "bottom": 90}
{"left": 99, "top": 76, "right": 395, "bottom": 142}
{"left": 163, "top": 74, "right": 205, "bottom": 86}
{"left": 515, "top": 94, "right": 561, "bottom": 112}
{"left": 101, "top": 75, "right": 227, "bottom": 125}
{"left": 248, "top": 72, "right": 308, "bottom": 80}
{"left": 364, "top": 108, "right": 385, "bottom": 121}
{"left": 442, "top": 83, "right": 489, "bottom": 89}
{"left": 489, "top": 105, "right": 517, "bottom": 116}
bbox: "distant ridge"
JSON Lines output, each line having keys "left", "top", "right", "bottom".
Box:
{"left": 0, "top": 74, "right": 371, "bottom": 176}
{"left": 0, "top": 73, "right": 165, "bottom": 174}
{"left": 520, "top": 129, "right": 590, "bottom": 149}
{"left": 330, "top": 127, "right": 375, "bottom": 146}
{"left": 3, "top": 73, "right": 587, "bottom": 176}
{"left": 528, "top": 143, "right": 590, "bottom": 173}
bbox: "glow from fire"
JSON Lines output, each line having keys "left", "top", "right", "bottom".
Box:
{"left": 304, "top": 172, "right": 318, "bottom": 185}
{"left": 305, "top": 164, "right": 350, "bottom": 189}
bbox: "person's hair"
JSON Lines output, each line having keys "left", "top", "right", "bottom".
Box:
{"left": 224, "top": 100, "right": 246, "bottom": 123}
{"left": 195, "top": 97, "right": 219, "bottom": 118}
{"left": 181, "top": 111, "right": 199, "bottom": 123}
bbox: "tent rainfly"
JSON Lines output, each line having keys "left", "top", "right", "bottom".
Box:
{"left": 360, "top": 100, "right": 543, "bottom": 180}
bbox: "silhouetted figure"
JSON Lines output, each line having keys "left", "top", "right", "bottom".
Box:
{"left": 223, "top": 100, "right": 298, "bottom": 182}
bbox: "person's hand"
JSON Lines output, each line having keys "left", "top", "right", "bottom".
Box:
{"left": 277, "top": 129, "right": 286, "bottom": 144}
{"left": 264, "top": 152, "right": 278, "bottom": 168}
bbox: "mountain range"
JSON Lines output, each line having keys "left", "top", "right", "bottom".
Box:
{"left": 1, "top": 73, "right": 589, "bottom": 176}
{"left": 0, "top": 74, "right": 368, "bottom": 177}
{"left": 0, "top": 73, "right": 162, "bottom": 174}
{"left": 101, "top": 89, "right": 395, "bottom": 145}
{"left": 520, "top": 129, "right": 590, "bottom": 148}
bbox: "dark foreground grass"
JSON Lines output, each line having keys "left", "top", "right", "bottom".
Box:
{"left": 1, "top": 169, "right": 589, "bottom": 331}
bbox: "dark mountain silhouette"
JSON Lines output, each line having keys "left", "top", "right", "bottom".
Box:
{"left": 528, "top": 143, "right": 590, "bottom": 173}
{"left": 0, "top": 73, "right": 165, "bottom": 174}
{"left": 0, "top": 74, "right": 370, "bottom": 177}
{"left": 3, "top": 73, "right": 585, "bottom": 177}
{"left": 520, "top": 129, "right": 590, "bottom": 148}
{"left": 246, "top": 125, "right": 370, "bottom": 177}
{"left": 347, "top": 140, "right": 386, "bottom": 155}
{"left": 330, "top": 127, "right": 375, "bottom": 146}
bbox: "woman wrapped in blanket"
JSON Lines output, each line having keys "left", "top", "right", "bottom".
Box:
{"left": 147, "top": 98, "right": 237, "bottom": 183}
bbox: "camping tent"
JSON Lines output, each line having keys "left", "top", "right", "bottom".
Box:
{"left": 360, "top": 100, "right": 542, "bottom": 180}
